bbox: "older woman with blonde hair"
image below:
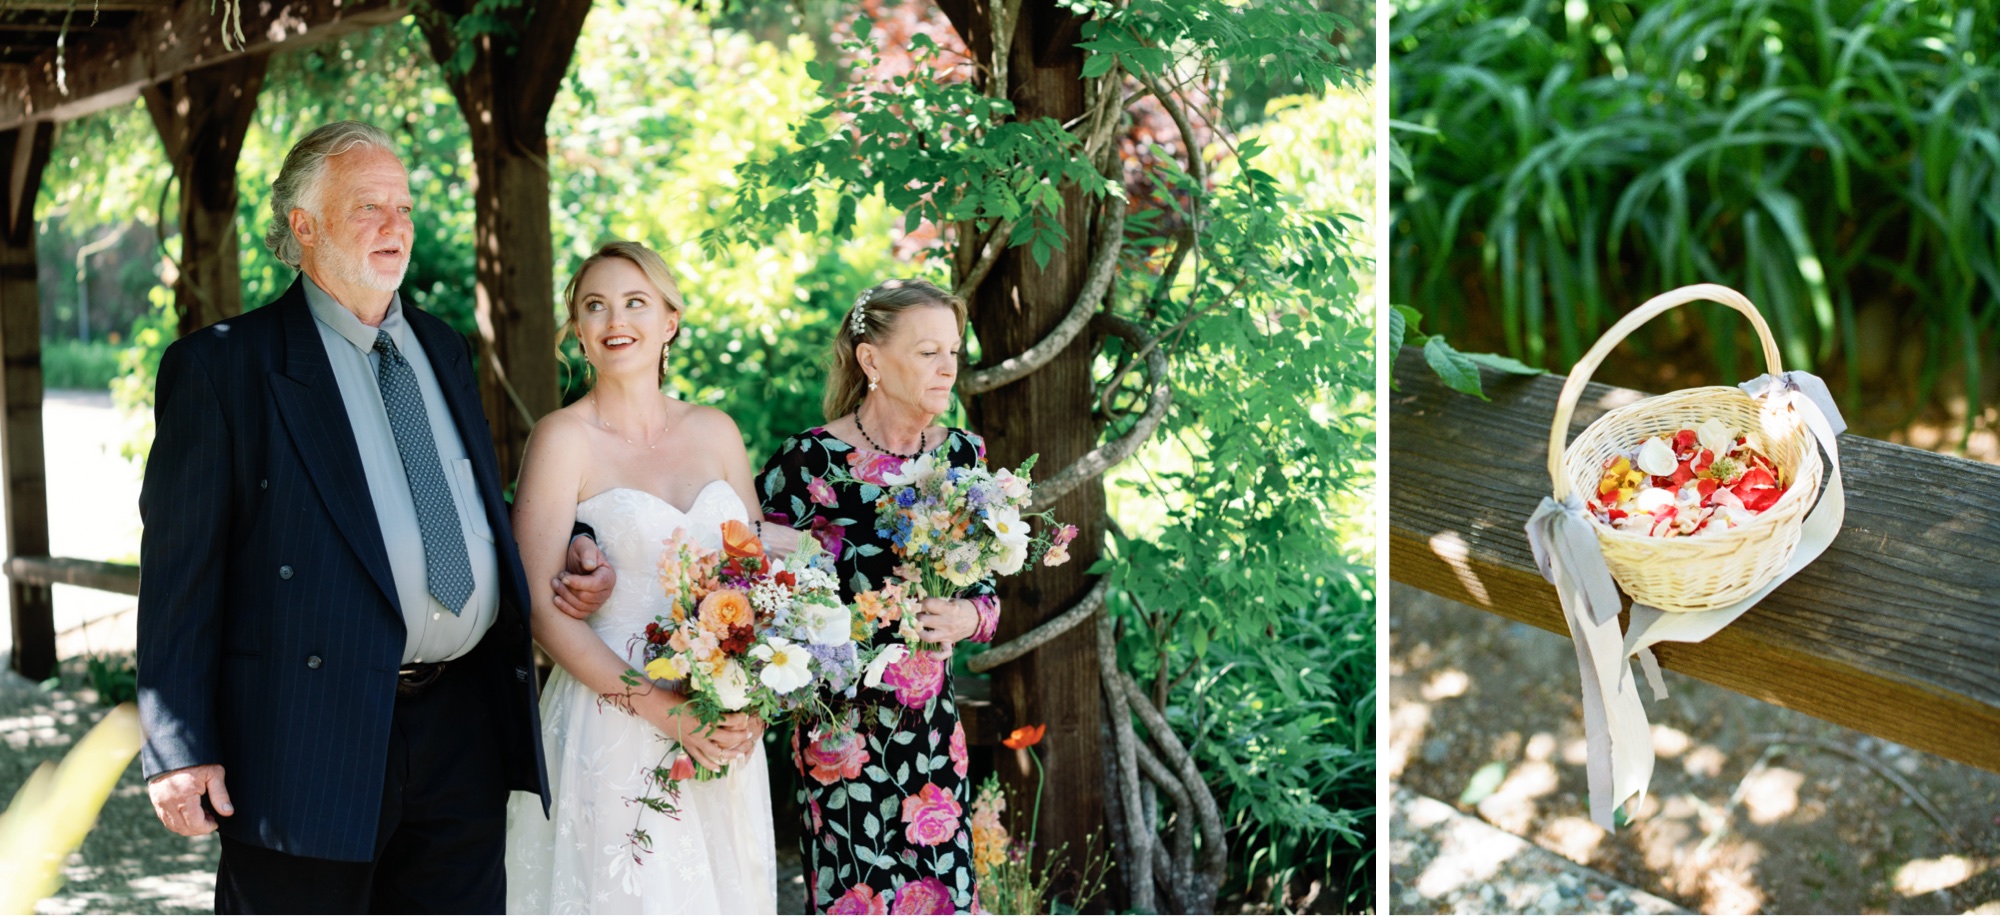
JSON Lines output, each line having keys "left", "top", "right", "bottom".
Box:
{"left": 757, "top": 278, "right": 1001, "bottom": 914}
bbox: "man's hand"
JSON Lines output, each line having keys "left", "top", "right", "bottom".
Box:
{"left": 555, "top": 534, "right": 617, "bottom": 620}
{"left": 147, "top": 764, "right": 233, "bottom": 837}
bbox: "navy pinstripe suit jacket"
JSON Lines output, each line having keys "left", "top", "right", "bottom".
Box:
{"left": 136, "top": 278, "right": 550, "bottom": 863}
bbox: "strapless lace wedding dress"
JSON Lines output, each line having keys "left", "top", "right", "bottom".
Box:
{"left": 504, "top": 482, "right": 777, "bottom": 914}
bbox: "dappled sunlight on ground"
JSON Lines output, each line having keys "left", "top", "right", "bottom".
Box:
{"left": 1893, "top": 856, "right": 1993, "bottom": 898}
{"left": 1392, "top": 787, "right": 1687, "bottom": 914}
{"left": 0, "top": 662, "right": 217, "bottom": 915}
{"left": 1391, "top": 584, "right": 2000, "bottom": 914}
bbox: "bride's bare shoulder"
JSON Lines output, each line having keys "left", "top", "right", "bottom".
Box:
{"left": 672, "top": 401, "right": 747, "bottom": 440}
{"left": 522, "top": 404, "right": 596, "bottom": 465}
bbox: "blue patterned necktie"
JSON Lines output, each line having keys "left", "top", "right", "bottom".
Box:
{"left": 373, "top": 329, "right": 474, "bottom": 615}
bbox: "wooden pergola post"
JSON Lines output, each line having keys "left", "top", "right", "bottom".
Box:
{"left": 955, "top": 0, "right": 1110, "bottom": 883}
{"left": 0, "top": 120, "right": 55, "bottom": 681}
{"left": 0, "top": 0, "right": 405, "bottom": 677}
{"left": 417, "top": 0, "right": 593, "bottom": 482}
{"left": 143, "top": 54, "right": 271, "bottom": 338}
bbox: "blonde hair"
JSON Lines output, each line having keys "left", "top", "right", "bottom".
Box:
{"left": 824, "top": 278, "right": 967, "bottom": 420}
{"left": 559, "top": 240, "right": 688, "bottom": 387}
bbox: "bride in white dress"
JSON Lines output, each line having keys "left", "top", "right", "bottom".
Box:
{"left": 504, "top": 241, "right": 796, "bottom": 914}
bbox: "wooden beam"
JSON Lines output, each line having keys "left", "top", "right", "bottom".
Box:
{"left": 143, "top": 52, "right": 266, "bottom": 336}
{"left": 414, "top": 0, "right": 591, "bottom": 483}
{"left": 0, "top": 0, "right": 406, "bottom": 132}
{"left": 5, "top": 556, "right": 140, "bottom": 594}
{"left": 0, "top": 119, "right": 52, "bottom": 680}
{"left": 0, "top": 22, "right": 137, "bottom": 33}
{"left": 1388, "top": 345, "right": 2000, "bottom": 772}
{"left": 0, "top": 0, "right": 176, "bottom": 10}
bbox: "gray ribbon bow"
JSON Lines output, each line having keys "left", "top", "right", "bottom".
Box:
{"left": 1738, "top": 371, "right": 1847, "bottom": 436}
{"left": 1526, "top": 496, "right": 1624, "bottom": 625}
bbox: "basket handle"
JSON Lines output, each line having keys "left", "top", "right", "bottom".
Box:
{"left": 1548, "top": 284, "right": 1784, "bottom": 501}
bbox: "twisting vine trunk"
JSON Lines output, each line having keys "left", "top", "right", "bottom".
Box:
{"left": 920, "top": 0, "right": 1241, "bottom": 909}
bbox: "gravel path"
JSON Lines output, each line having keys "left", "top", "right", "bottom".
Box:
{"left": 1392, "top": 785, "right": 1686, "bottom": 914}
{"left": 1391, "top": 584, "right": 2000, "bottom": 914}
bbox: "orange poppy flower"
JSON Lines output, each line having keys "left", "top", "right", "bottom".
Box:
{"left": 1001, "top": 724, "right": 1047, "bottom": 750}
{"left": 721, "top": 519, "right": 764, "bottom": 559}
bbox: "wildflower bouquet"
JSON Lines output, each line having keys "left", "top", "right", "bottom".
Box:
{"left": 857, "top": 452, "right": 1074, "bottom": 604}
{"left": 620, "top": 519, "right": 880, "bottom": 857}
{"left": 834, "top": 452, "right": 1075, "bottom": 709}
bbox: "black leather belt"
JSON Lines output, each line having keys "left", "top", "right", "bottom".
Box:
{"left": 396, "top": 660, "right": 449, "bottom": 696}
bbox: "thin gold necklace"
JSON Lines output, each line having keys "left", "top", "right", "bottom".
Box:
{"left": 592, "top": 391, "right": 664, "bottom": 451}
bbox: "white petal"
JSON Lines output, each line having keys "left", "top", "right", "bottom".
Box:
{"left": 1697, "top": 418, "right": 1736, "bottom": 458}
{"left": 1635, "top": 487, "right": 1677, "bottom": 515}
{"left": 1636, "top": 436, "right": 1679, "bottom": 476}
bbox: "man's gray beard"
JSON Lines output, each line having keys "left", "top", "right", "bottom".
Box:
{"left": 319, "top": 234, "right": 408, "bottom": 293}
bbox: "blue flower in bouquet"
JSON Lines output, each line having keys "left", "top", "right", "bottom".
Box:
{"left": 896, "top": 488, "right": 920, "bottom": 508}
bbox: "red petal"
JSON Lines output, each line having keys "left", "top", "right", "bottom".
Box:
{"left": 1673, "top": 429, "right": 1698, "bottom": 453}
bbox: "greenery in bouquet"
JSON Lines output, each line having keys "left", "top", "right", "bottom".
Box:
{"left": 615, "top": 518, "right": 894, "bottom": 859}
{"left": 838, "top": 452, "right": 1075, "bottom": 615}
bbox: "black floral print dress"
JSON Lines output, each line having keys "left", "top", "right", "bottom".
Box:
{"left": 758, "top": 426, "right": 1001, "bottom": 915}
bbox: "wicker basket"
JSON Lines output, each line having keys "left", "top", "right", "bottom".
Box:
{"left": 1547, "top": 284, "right": 1825, "bottom": 614}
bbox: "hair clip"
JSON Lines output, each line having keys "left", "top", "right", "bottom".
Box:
{"left": 849, "top": 288, "right": 872, "bottom": 337}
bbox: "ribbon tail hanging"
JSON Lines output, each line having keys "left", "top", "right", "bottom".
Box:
{"left": 1528, "top": 495, "right": 1655, "bottom": 828}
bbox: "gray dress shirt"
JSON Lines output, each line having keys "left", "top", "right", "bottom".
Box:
{"left": 303, "top": 275, "right": 499, "bottom": 664}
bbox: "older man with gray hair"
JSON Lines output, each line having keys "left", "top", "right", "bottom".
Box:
{"left": 135, "top": 120, "right": 609, "bottom": 913}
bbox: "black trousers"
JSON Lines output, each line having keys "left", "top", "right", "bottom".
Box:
{"left": 214, "top": 656, "right": 511, "bottom": 914}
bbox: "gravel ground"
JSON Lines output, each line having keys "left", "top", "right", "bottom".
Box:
{"left": 1392, "top": 785, "right": 1686, "bottom": 914}
{"left": 0, "top": 656, "right": 810, "bottom": 914}
{"left": 1390, "top": 584, "right": 2000, "bottom": 915}
{"left": 1, "top": 662, "right": 217, "bottom": 915}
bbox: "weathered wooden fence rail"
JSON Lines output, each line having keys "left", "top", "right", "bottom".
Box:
{"left": 5, "top": 556, "right": 139, "bottom": 595}
{"left": 1390, "top": 346, "right": 2000, "bottom": 772}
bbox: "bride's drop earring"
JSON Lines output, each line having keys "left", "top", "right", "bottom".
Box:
{"left": 868, "top": 377, "right": 879, "bottom": 391}
{"left": 660, "top": 343, "right": 671, "bottom": 377}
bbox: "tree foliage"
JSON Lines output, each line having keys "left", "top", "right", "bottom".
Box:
{"left": 1393, "top": 0, "right": 2000, "bottom": 439}
{"left": 710, "top": 0, "right": 1373, "bottom": 908}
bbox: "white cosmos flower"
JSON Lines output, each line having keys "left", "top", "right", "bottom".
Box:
{"left": 709, "top": 658, "right": 753, "bottom": 711}
{"left": 751, "top": 638, "right": 813, "bottom": 695}
{"left": 992, "top": 537, "right": 1029, "bottom": 576}
{"left": 1636, "top": 435, "right": 1679, "bottom": 476}
{"left": 983, "top": 507, "right": 1029, "bottom": 545}
{"left": 1696, "top": 418, "right": 1736, "bottom": 458}
{"left": 883, "top": 454, "right": 939, "bottom": 487}
{"left": 864, "top": 644, "right": 910, "bottom": 688}
{"left": 800, "top": 600, "right": 852, "bottom": 646}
